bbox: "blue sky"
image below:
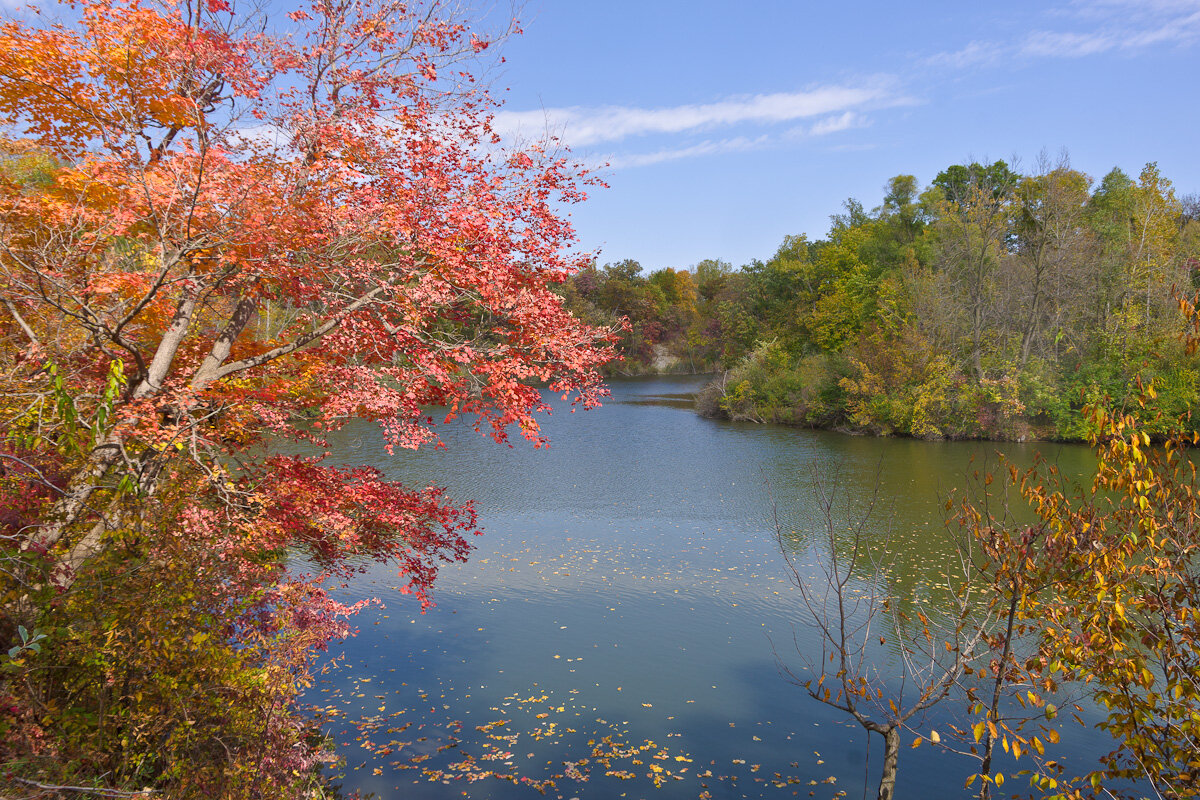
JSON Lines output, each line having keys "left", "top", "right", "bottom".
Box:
{"left": 9, "top": 0, "right": 1194, "bottom": 272}
{"left": 486, "top": 0, "right": 1200, "bottom": 271}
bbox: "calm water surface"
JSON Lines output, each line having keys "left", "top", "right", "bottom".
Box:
{"left": 307, "top": 375, "right": 1110, "bottom": 799}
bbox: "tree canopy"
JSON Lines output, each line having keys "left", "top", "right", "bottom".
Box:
{"left": 0, "top": 0, "right": 613, "bottom": 795}
{"left": 576, "top": 157, "right": 1198, "bottom": 442}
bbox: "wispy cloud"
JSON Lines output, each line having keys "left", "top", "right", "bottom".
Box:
{"left": 826, "top": 143, "right": 879, "bottom": 153}
{"left": 925, "top": 0, "right": 1200, "bottom": 66}
{"left": 600, "top": 136, "right": 768, "bottom": 170}
{"left": 1066, "top": 0, "right": 1200, "bottom": 22}
{"left": 1118, "top": 8, "right": 1200, "bottom": 47}
{"left": 1019, "top": 30, "right": 1114, "bottom": 57}
{"left": 588, "top": 110, "right": 873, "bottom": 170}
{"left": 923, "top": 40, "right": 1007, "bottom": 69}
{"left": 807, "top": 111, "right": 867, "bottom": 137}
{"left": 492, "top": 80, "right": 906, "bottom": 148}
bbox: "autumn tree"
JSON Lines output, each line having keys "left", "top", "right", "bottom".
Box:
{"left": 951, "top": 305, "right": 1200, "bottom": 797}
{"left": 646, "top": 266, "right": 703, "bottom": 368}
{"left": 1084, "top": 166, "right": 1184, "bottom": 356}
{"left": 943, "top": 458, "right": 1091, "bottom": 798}
{"left": 0, "top": 0, "right": 613, "bottom": 794}
{"left": 927, "top": 162, "right": 1016, "bottom": 381}
{"left": 1008, "top": 156, "right": 1093, "bottom": 371}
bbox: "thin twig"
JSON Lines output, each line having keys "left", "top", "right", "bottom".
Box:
{"left": 11, "top": 776, "right": 155, "bottom": 798}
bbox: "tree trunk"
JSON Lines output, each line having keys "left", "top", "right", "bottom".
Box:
{"left": 877, "top": 725, "right": 901, "bottom": 800}
{"left": 23, "top": 436, "right": 123, "bottom": 556}
{"left": 979, "top": 582, "right": 1022, "bottom": 799}
{"left": 26, "top": 287, "right": 199, "bottom": 558}
{"left": 972, "top": 298, "right": 985, "bottom": 381}
{"left": 1018, "top": 246, "right": 1046, "bottom": 372}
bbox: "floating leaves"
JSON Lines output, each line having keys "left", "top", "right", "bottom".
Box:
{"left": 302, "top": 422, "right": 991, "bottom": 798}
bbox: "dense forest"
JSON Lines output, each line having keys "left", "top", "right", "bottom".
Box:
{"left": 560, "top": 157, "right": 1200, "bottom": 441}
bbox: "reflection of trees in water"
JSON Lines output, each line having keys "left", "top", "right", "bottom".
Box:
{"left": 767, "top": 439, "right": 1117, "bottom": 798}
{"left": 768, "top": 467, "right": 989, "bottom": 800}
{"left": 764, "top": 435, "right": 1093, "bottom": 629}
{"left": 770, "top": 461, "right": 961, "bottom": 643}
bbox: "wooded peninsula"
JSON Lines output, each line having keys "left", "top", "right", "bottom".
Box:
{"left": 559, "top": 158, "right": 1200, "bottom": 441}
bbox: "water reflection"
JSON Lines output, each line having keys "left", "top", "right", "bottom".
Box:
{"left": 306, "top": 375, "right": 1109, "bottom": 798}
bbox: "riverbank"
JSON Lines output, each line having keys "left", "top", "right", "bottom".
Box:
{"left": 688, "top": 342, "right": 1197, "bottom": 443}
{"left": 694, "top": 377, "right": 1065, "bottom": 442}
{"left": 611, "top": 361, "right": 1176, "bottom": 443}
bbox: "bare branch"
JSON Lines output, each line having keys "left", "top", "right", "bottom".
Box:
{"left": 11, "top": 776, "right": 155, "bottom": 798}
{"left": 2, "top": 297, "right": 38, "bottom": 346}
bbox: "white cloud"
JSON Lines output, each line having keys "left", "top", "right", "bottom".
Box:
{"left": 826, "top": 143, "right": 879, "bottom": 153}
{"left": 600, "top": 136, "right": 768, "bottom": 169}
{"left": 584, "top": 110, "right": 872, "bottom": 171}
{"left": 492, "top": 81, "right": 904, "bottom": 148}
{"left": 1068, "top": 0, "right": 1200, "bottom": 19}
{"left": 808, "top": 111, "right": 866, "bottom": 137}
{"left": 923, "top": 40, "right": 1006, "bottom": 69}
{"left": 1021, "top": 6, "right": 1200, "bottom": 56}
{"left": 1020, "top": 30, "right": 1114, "bottom": 57}
{"left": 1118, "top": 8, "right": 1200, "bottom": 47}
{"left": 588, "top": 109, "right": 878, "bottom": 170}
{"left": 926, "top": 0, "right": 1200, "bottom": 67}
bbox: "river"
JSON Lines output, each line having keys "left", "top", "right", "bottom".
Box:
{"left": 307, "top": 374, "right": 1113, "bottom": 799}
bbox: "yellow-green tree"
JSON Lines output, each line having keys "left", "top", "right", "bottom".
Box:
{"left": 961, "top": 358, "right": 1200, "bottom": 797}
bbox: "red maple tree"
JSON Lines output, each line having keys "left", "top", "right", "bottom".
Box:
{"left": 0, "top": 0, "right": 614, "bottom": 791}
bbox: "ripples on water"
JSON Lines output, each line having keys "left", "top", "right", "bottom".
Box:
{"left": 305, "top": 375, "right": 1108, "bottom": 799}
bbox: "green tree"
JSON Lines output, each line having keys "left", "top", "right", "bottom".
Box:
{"left": 927, "top": 180, "right": 1012, "bottom": 380}
{"left": 1009, "top": 160, "right": 1093, "bottom": 370}
{"left": 693, "top": 257, "right": 734, "bottom": 301}
{"left": 933, "top": 160, "right": 1019, "bottom": 208}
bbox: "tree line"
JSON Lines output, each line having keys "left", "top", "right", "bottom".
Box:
{"left": 562, "top": 156, "right": 1200, "bottom": 440}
